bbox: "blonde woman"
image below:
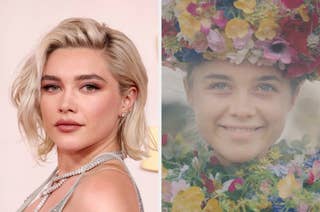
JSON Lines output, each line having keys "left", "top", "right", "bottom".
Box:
{"left": 12, "top": 17, "right": 152, "bottom": 212}
{"left": 162, "top": 0, "right": 320, "bottom": 211}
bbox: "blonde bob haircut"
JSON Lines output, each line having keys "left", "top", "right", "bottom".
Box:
{"left": 11, "top": 17, "right": 153, "bottom": 161}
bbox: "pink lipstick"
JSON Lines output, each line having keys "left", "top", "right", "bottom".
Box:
{"left": 55, "top": 119, "right": 83, "bottom": 133}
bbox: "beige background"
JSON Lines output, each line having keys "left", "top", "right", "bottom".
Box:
{"left": 0, "top": 1, "right": 160, "bottom": 211}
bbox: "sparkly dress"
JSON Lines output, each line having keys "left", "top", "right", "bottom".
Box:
{"left": 17, "top": 152, "right": 144, "bottom": 212}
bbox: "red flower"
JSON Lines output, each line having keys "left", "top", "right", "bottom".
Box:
{"left": 280, "top": 14, "right": 318, "bottom": 56}
{"left": 162, "top": 134, "right": 168, "bottom": 145}
{"left": 308, "top": 172, "right": 315, "bottom": 185}
{"left": 281, "top": 0, "right": 303, "bottom": 9}
{"left": 228, "top": 178, "right": 244, "bottom": 192}
{"left": 307, "top": 160, "right": 320, "bottom": 185}
{"left": 162, "top": 19, "right": 178, "bottom": 37}
{"left": 287, "top": 57, "right": 320, "bottom": 78}
{"left": 210, "top": 155, "right": 220, "bottom": 166}
{"left": 201, "top": 173, "right": 215, "bottom": 193}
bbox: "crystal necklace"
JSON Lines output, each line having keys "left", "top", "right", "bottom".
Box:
{"left": 34, "top": 151, "right": 123, "bottom": 212}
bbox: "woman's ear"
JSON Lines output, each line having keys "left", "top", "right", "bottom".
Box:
{"left": 120, "top": 87, "right": 137, "bottom": 116}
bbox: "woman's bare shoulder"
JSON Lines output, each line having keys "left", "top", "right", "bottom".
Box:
{"left": 67, "top": 162, "right": 140, "bottom": 212}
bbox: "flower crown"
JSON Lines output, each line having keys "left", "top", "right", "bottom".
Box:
{"left": 162, "top": 0, "right": 320, "bottom": 80}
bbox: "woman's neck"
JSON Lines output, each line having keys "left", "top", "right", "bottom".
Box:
{"left": 56, "top": 137, "right": 121, "bottom": 174}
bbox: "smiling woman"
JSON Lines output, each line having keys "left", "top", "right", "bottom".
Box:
{"left": 162, "top": 0, "right": 320, "bottom": 211}
{"left": 185, "top": 61, "right": 297, "bottom": 165}
{"left": 12, "top": 18, "right": 153, "bottom": 212}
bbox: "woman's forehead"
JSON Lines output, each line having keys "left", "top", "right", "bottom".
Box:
{"left": 191, "top": 61, "right": 285, "bottom": 82}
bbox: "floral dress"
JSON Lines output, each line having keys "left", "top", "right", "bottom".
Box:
{"left": 162, "top": 134, "right": 320, "bottom": 212}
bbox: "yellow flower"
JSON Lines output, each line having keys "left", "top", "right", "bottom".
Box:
{"left": 297, "top": 4, "right": 310, "bottom": 22}
{"left": 234, "top": 0, "right": 256, "bottom": 14}
{"left": 257, "top": 195, "right": 272, "bottom": 209}
{"left": 172, "top": 186, "right": 204, "bottom": 212}
{"left": 255, "top": 18, "right": 279, "bottom": 41}
{"left": 235, "top": 169, "right": 245, "bottom": 177}
{"left": 177, "top": 12, "right": 201, "bottom": 41}
{"left": 225, "top": 18, "right": 249, "bottom": 39}
{"left": 203, "top": 198, "right": 223, "bottom": 212}
{"left": 268, "top": 148, "right": 281, "bottom": 161}
{"left": 277, "top": 173, "right": 301, "bottom": 199}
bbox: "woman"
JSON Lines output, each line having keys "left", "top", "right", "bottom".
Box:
{"left": 162, "top": 0, "right": 320, "bottom": 211}
{"left": 12, "top": 17, "right": 152, "bottom": 212}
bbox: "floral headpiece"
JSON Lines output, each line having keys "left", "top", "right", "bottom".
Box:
{"left": 162, "top": 0, "right": 320, "bottom": 80}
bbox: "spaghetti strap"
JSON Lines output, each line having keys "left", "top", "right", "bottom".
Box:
{"left": 50, "top": 172, "right": 84, "bottom": 212}
{"left": 17, "top": 152, "right": 144, "bottom": 212}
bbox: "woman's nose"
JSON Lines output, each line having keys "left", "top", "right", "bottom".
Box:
{"left": 228, "top": 91, "right": 256, "bottom": 119}
{"left": 58, "top": 90, "right": 77, "bottom": 113}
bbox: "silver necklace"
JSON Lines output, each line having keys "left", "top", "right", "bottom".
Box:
{"left": 34, "top": 151, "right": 123, "bottom": 212}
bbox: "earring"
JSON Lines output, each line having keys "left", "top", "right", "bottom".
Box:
{"left": 121, "top": 112, "right": 126, "bottom": 118}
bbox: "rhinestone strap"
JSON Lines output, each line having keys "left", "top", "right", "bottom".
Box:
{"left": 34, "top": 151, "right": 122, "bottom": 212}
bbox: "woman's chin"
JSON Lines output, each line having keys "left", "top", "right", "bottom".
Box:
{"left": 216, "top": 151, "right": 262, "bottom": 166}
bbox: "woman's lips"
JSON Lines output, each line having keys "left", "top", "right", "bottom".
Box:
{"left": 55, "top": 120, "right": 83, "bottom": 133}
{"left": 219, "top": 125, "right": 264, "bottom": 141}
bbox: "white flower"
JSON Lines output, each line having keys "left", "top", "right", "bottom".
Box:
{"left": 192, "top": 157, "right": 200, "bottom": 170}
{"left": 307, "top": 33, "right": 320, "bottom": 48}
{"left": 226, "top": 40, "right": 254, "bottom": 64}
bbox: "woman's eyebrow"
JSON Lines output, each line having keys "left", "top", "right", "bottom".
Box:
{"left": 257, "top": 75, "right": 281, "bottom": 82}
{"left": 41, "top": 74, "right": 107, "bottom": 82}
{"left": 203, "top": 73, "right": 232, "bottom": 81}
{"left": 41, "top": 75, "right": 60, "bottom": 81}
{"left": 75, "top": 74, "right": 106, "bottom": 82}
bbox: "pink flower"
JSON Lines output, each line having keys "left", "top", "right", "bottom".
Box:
{"left": 171, "top": 179, "right": 189, "bottom": 201}
{"left": 200, "top": 19, "right": 212, "bottom": 35}
{"left": 187, "top": 3, "right": 198, "bottom": 16}
{"left": 191, "top": 32, "right": 208, "bottom": 52}
{"left": 228, "top": 178, "right": 244, "bottom": 192}
{"left": 233, "top": 28, "right": 253, "bottom": 50}
{"left": 212, "top": 10, "right": 228, "bottom": 28}
{"left": 259, "top": 180, "right": 271, "bottom": 194}
{"left": 162, "top": 180, "right": 173, "bottom": 202}
{"left": 281, "top": 0, "right": 304, "bottom": 9}
{"left": 298, "top": 203, "right": 309, "bottom": 212}
{"left": 307, "top": 160, "right": 320, "bottom": 185}
{"left": 257, "top": 39, "right": 297, "bottom": 64}
{"left": 207, "top": 29, "right": 226, "bottom": 52}
{"left": 187, "top": 2, "right": 213, "bottom": 17}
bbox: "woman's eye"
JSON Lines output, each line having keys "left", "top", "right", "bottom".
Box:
{"left": 41, "top": 84, "right": 60, "bottom": 93}
{"left": 256, "top": 83, "right": 277, "bottom": 92}
{"left": 81, "top": 84, "right": 100, "bottom": 92}
{"left": 207, "top": 82, "right": 230, "bottom": 90}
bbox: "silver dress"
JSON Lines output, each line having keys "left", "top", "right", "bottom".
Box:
{"left": 17, "top": 152, "right": 144, "bottom": 212}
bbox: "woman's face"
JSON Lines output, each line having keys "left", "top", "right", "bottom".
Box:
{"left": 185, "top": 61, "right": 297, "bottom": 165}
{"left": 40, "top": 48, "right": 133, "bottom": 154}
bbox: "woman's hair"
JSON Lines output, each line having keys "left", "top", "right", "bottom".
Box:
{"left": 11, "top": 17, "right": 154, "bottom": 161}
